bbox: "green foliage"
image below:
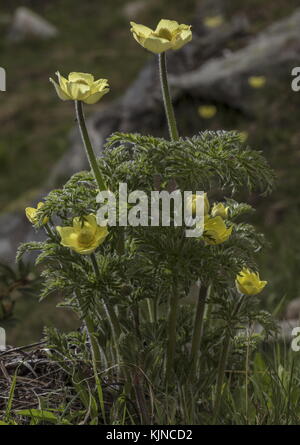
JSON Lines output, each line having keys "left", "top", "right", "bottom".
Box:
{"left": 12, "top": 128, "right": 278, "bottom": 424}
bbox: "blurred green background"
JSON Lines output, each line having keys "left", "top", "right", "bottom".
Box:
{"left": 1, "top": 0, "right": 300, "bottom": 345}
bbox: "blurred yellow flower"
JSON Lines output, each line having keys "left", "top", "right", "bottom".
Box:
{"left": 248, "top": 76, "right": 266, "bottom": 89}
{"left": 211, "top": 202, "right": 229, "bottom": 219}
{"left": 203, "top": 15, "right": 224, "bottom": 28}
{"left": 130, "top": 19, "right": 192, "bottom": 54}
{"left": 186, "top": 193, "right": 210, "bottom": 216}
{"left": 25, "top": 202, "right": 49, "bottom": 225}
{"left": 203, "top": 215, "right": 232, "bottom": 245}
{"left": 198, "top": 105, "right": 217, "bottom": 119}
{"left": 239, "top": 131, "right": 248, "bottom": 143}
{"left": 50, "top": 72, "right": 110, "bottom": 104}
{"left": 56, "top": 214, "right": 108, "bottom": 255}
{"left": 235, "top": 268, "right": 267, "bottom": 296}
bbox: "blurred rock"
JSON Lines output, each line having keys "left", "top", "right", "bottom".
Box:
{"left": 285, "top": 298, "right": 300, "bottom": 320}
{"left": 7, "top": 7, "right": 58, "bottom": 42}
{"left": 122, "top": 0, "right": 150, "bottom": 20}
{"left": 170, "top": 8, "right": 300, "bottom": 111}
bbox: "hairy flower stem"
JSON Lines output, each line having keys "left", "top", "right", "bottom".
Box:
{"left": 76, "top": 291, "right": 106, "bottom": 421}
{"left": 75, "top": 100, "right": 126, "bottom": 256}
{"left": 158, "top": 52, "right": 179, "bottom": 141}
{"left": 189, "top": 283, "right": 208, "bottom": 381}
{"left": 213, "top": 294, "right": 246, "bottom": 422}
{"left": 76, "top": 290, "right": 101, "bottom": 370}
{"left": 90, "top": 253, "right": 121, "bottom": 339}
{"left": 166, "top": 279, "right": 180, "bottom": 387}
{"left": 75, "top": 100, "right": 106, "bottom": 191}
{"left": 213, "top": 330, "right": 231, "bottom": 423}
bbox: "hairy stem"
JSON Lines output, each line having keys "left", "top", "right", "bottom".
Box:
{"left": 158, "top": 52, "right": 179, "bottom": 141}
{"left": 189, "top": 283, "right": 207, "bottom": 381}
{"left": 213, "top": 330, "right": 231, "bottom": 423}
{"left": 75, "top": 100, "right": 106, "bottom": 191}
{"left": 166, "top": 279, "right": 180, "bottom": 386}
{"left": 90, "top": 253, "right": 121, "bottom": 339}
{"left": 213, "top": 295, "right": 246, "bottom": 422}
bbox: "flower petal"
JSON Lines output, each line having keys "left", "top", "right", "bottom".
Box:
{"left": 172, "top": 28, "right": 192, "bottom": 50}
{"left": 143, "top": 36, "right": 172, "bottom": 54}
{"left": 49, "top": 77, "right": 70, "bottom": 101}
{"left": 130, "top": 22, "right": 153, "bottom": 38}
{"left": 65, "top": 82, "right": 90, "bottom": 100}
{"left": 68, "top": 72, "right": 94, "bottom": 85}
{"left": 56, "top": 226, "right": 79, "bottom": 248}
{"left": 83, "top": 89, "right": 109, "bottom": 104}
{"left": 155, "top": 19, "right": 179, "bottom": 35}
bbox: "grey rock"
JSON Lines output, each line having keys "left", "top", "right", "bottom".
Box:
{"left": 285, "top": 298, "right": 300, "bottom": 321}
{"left": 8, "top": 7, "right": 58, "bottom": 42}
{"left": 122, "top": 0, "right": 150, "bottom": 20}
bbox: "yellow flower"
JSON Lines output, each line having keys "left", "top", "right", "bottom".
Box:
{"left": 25, "top": 202, "right": 49, "bottom": 225}
{"left": 56, "top": 214, "right": 108, "bottom": 255}
{"left": 203, "top": 15, "right": 224, "bottom": 28}
{"left": 211, "top": 203, "right": 229, "bottom": 219}
{"left": 50, "top": 72, "right": 110, "bottom": 104}
{"left": 203, "top": 215, "right": 232, "bottom": 245}
{"left": 248, "top": 76, "right": 266, "bottom": 89}
{"left": 130, "top": 19, "right": 192, "bottom": 54}
{"left": 235, "top": 268, "right": 267, "bottom": 296}
{"left": 186, "top": 193, "right": 210, "bottom": 216}
{"left": 198, "top": 105, "right": 217, "bottom": 119}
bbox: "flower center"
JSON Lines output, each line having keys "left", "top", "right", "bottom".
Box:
{"left": 77, "top": 230, "right": 94, "bottom": 246}
{"left": 156, "top": 28, "right": 172, "bottom": 41}
{"left": 75, "top": 79, "right": 89, "bottom": 86}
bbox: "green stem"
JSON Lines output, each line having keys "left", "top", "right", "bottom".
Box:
{"left": 166, "top": 278, "right": 180, "bottom": 386}
{"left": 189, "top": 283, "right": 207, "bottom": 381}
{"left": 77, "top": 296, "right": 106, "bottom": 423}
{"left": 90, "top": 253, "right": 121, "bottom": 338}
{"left": 213, "top": 330, "right": 231, "bottom": 423}
{"left": 75, "top": 100, "right": 106, "bottom": 191}
{"left": 76, "top": 290, "right": 101, "bottom": 370}
{"left": 147, "top": 298, "right": 154, "bottom": 323}
{"left": 158, "top": 52, "right": 179, "bottom": 141}
{"left": 213, "top": 295, "right": 246, "bottom": 422}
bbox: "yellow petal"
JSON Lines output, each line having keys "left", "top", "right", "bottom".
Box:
{"left": 155, "top": 19, "right": 179, "bottom": 35}
{"left": 49, "top": 77, "right": 70, "bottom": 101}
{"left": 248, "top": 76, "right": 266, "bottom": 88}
{"left": 91, "top": 79, "right": 109, "bottom": 93}
{"left": 65, "top": 82, "right": 90, "bottom": 100}
{"left": 198, "top": 105, "right": 217, "bottom": 119}
{"left": 93, "top": 226, "right": 109, "bottom": 245}
{"left": 73, "top": 214, "right": 97, "bottom": 235}
{"left": 83, "top": 89, "right": 109, "bottom": 104}
{"left": 203, "top": 15, "right": 224, "bottom": 28}
{"left": 172, "top": 28, "right": 192, "bottom": 50}
{"left": 25, "top": 207, "right": 37, "bottom": 224}
{"left": 143, "top": 35, "right": 172, "bottom": 53}
{"left": 72, "top": 245, "right": 98, "bottom": 255}
{"left": 130, "top": 22, "right": 153, "bottom": 38}
{"left": 57, "top": 226, "right": 79, "bottom": 249}
{"left": 68, "top": 72, "right": 94, "bottom": 85}
{"left": 211, "top": 203, "right": 228, "bottom": 219}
